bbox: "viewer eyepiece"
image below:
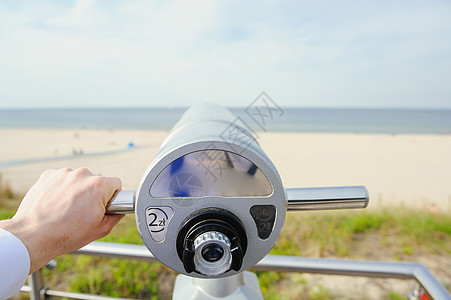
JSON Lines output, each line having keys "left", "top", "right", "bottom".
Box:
{"left": 202, "top": 244, "right": 224, "bottom": 262}
{"left": 177, "top": 208, "right": 247, "bottom": 276}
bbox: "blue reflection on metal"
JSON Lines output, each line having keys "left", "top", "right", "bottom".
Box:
{"left": 170, "top": 156, "right": 184, "bottom": 175}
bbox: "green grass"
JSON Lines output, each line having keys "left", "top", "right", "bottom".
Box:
{"left": 1, "top": 176, "right": 450, "bottom": 299}
{"left": 272, "top": 210, "right": 451, "bottom": 258}
{"left": 0, "top": 209, "right": 15, "bottom": 220}
{"left": 388, "top": 292, "right": 408, "bottom": 300}
{"left": 309, "top": 285, "right": 332, "bottom": 300}
{"left": 44, "top": 255, "right": 170, "bottom": 298}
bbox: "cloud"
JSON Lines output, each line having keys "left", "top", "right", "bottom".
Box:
{"left": 0, "top": 0, "right": 450, "bottom": 108}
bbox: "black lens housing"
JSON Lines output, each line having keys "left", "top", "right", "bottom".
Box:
{"left": 176, "top": 208, "right": 247, "bottom": 275}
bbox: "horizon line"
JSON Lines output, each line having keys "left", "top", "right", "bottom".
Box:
{"left": 1, "top": 106, "right": 451, "bottom": 111}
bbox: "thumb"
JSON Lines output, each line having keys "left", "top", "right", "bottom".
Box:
{"left": 97, "top": 214, "right": 124, "bottom": 240}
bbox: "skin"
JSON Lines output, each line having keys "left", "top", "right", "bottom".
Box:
{"left": 0, "top": 168, "right": 124, "bottom": 274}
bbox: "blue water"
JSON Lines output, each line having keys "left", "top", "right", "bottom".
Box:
{"left": 0, "top": 107, "right": 450, "bottom": 134}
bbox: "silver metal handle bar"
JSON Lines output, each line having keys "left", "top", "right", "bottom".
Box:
{"left": 106, "top": 186, "right": 369, "bottom": 214}
{"left": 286, "top": 186, "right": 369, "bottom": 211}
{"left": 107, "top": 190, "right": 136, "bottom": 214}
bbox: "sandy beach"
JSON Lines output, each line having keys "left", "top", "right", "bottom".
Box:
{"left": 0, "top": 128, "right": 450, "bottom": 211}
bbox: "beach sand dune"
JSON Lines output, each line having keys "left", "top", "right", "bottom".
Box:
{"left": 1, "top": 129, "right": 450, "bottom": 211}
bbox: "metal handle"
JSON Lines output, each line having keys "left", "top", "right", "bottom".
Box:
{"left": 286, "top": 186, "right": 369, "bottom": 211}
{"left": 106, "top": 190, "right": 136, "bottom": 214}
{"left": 106, "top": 186, "right": 368, "bottom": 213}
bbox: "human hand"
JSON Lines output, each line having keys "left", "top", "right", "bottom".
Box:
{"left": 0, "top": 168, "right": 124, "bottom": 273}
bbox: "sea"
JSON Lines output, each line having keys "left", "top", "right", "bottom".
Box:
{"left": 0, "top": 107, "right": 450, "bottom": 134}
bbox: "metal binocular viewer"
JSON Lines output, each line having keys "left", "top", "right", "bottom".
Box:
{"left": 107, "top": 104, "right": 369, "bottom": 299}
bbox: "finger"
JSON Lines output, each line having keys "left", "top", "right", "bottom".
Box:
{"left": 97, "top": 214, "right": 124, "bottom": 239}
{"left": 101, "top": 176, "right": 122, "bottom": 206}
{"left": 58, "top": 167, "right": 73, "bottom": 174}
{"left": 39, "top": 168, "right": 56, "bottom": 179}
{"left": 38, "top": 168, "right": 64, "bottom": 182}
{"left": 73, "top": 167, "right": 94, "bottom": 176}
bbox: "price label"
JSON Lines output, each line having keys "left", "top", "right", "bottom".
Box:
{"left": 146, "top": 206, "right": 174, "bottom": 242}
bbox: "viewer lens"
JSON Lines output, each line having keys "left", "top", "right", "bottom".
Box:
{"left": 191, "top": 230, "right": 234, "bottom": 275}
{"left": 201, "top": 244, "right": 224, "bottom": 262}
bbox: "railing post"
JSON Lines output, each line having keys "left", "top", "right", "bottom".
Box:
{"left": 28, "top": 269, "right": 45, "bottom": 300}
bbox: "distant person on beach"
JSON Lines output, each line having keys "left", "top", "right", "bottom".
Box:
{"left": 0, "top": 168, "right": 123, "bottom": 299}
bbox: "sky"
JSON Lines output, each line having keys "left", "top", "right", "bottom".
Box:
{"left": 0, "top": 0, "right": 450, "bottom": 109}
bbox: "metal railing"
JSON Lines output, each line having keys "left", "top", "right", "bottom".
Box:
{"left": 21, "top": 241, "right": 451, "bottom": 300}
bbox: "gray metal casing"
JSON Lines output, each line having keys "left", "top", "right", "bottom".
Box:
{"left": 135, "top": 104, "right": 287, "bottom": 278}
